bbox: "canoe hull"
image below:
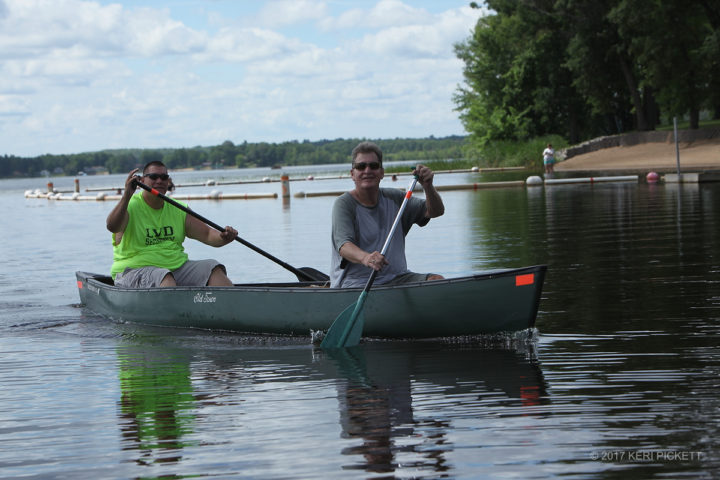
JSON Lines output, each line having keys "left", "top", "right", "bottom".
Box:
{"left": 75, "top": 265, "right": 546, "bottom": 338}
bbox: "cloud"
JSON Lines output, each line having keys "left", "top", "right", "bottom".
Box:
{"left": 324, "top": 0, "right": 431, "bottom": 31}
{"left": 0, "top": 0, "right": 484, "bottom": 156}
{"left": 0, "top": 94, "right": 29, "bottom": 117}
{"left": 255, "top": 0, "right": 329, "bottom": 27}
{"left": 0, "top": 1, "right": 208, "bottom": 60}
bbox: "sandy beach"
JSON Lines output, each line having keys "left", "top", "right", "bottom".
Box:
{"left": 556, "top": 138, "right": 720, "bottom": 173}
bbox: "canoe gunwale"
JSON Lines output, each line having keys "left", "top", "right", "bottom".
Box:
{"left": 76, "top": 265, "right": 546, "bottom": 294}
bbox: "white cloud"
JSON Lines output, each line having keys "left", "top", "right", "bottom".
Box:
{"left": 324, "top": 0, "right": 431, "bottom": 31}
{"left": 255, "top": 0, "right": 329, "bottom": 27}
{"left": 0, "top": 0, "right": 484, "bottom": 156}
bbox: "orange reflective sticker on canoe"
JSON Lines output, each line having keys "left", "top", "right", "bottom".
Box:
{"left": 515, "top": 274, "right": 534, "bottom": 286}
{"left": 77, "top": 280, "right": 83, "bottom": 289}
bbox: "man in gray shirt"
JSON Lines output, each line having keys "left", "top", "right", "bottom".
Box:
{"left": 330, "top": 141, "right": 445, "bottom": 288}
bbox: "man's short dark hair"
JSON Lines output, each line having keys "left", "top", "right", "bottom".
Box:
{"left": 142, "top": 160, "right": 166, "bottom": 174}
{"left": 351, "top": 141, "right": 383, "bottom": 165}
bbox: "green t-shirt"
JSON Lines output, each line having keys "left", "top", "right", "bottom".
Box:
{"left": 111, "top": 194, "right": 189, "bottom": 279}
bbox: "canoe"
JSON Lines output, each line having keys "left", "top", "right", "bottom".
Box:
{"left": 75, "top": 265, "right": 546, "bottom": 339}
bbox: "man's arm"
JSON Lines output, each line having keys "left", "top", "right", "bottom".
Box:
{"left": 106, "top": 169, "right": 138, "bottom": 234}
{"left": 414, "top": 165, "right": 445, "bottom": 218}
{"left": 339, "top": 241, "right": 387, "bottom": 271}
{"left": 185, "top": 214, "right": 238, "bottom": 247}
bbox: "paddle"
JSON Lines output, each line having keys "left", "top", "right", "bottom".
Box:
{"left": 132, "top": 179, "right": 328, "bottom": 283}
{"left": 321, "top": 175, "right": 419, "bottom": 348}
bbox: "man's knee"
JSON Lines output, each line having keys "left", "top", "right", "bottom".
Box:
{"left": 159, "top": 273, "right": 176, "bottom": 287}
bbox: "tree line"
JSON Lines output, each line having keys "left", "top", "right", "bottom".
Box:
{"left": 454, "top": 0, "right": 720, "bottom": 151}
{"left": 0, "top": 136, "right": 466, "bottom": 178}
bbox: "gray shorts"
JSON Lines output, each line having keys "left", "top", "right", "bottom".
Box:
{"left": 384, "top": 271, "right": 436, "bottom": 286}
{"left": 114, "top": 259, "right": 225, "bottom": 288}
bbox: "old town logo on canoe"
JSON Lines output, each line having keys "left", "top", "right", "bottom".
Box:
{"left": 193, "top": 292, "right": 217, "bottom": 303}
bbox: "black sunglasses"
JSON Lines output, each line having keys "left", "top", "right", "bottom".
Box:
{"left": 144, "top": 173, "right": 169, "bottom": 180}
{"left": 353, "top": 161, "right": 381, "bottom": 171}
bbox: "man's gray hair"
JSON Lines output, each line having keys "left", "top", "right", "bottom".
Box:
{"left": 351, "top": 141, "right": 383, "bottom": 165}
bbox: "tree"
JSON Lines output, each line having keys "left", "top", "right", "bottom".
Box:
{"left": 609, "top": 0, "right": 715, "bottom": 128}
{"left": 561, "top": 0, "right": 646, "bottom": 132}
{"left": 454, "top": 0, "right": 587, "bottom": 145}
{"left": 454, "top": 0, "right": 720, "bottom": 148}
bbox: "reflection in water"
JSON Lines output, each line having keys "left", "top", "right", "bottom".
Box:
{"left": 116, "top": 345, "right": 196, "bottom": 466}
{"left": 110, "top": 334, "right": 548, "bottom": 477}
{"left": 324, "top": 342, "right": 547, "bottom": 476}
{"left": 330, "top": 347, "right": 416, "bottom": 474}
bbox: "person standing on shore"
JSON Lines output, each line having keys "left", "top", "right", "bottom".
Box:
{"left": 543, "top": 143, "right": 556, "bottom": 174}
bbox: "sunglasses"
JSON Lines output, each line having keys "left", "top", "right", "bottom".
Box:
{"left": 144, "top": 173, "right": 170, "bottom": 181}
{"left": 353, "top": 161, "right": 381, "bottom": 171}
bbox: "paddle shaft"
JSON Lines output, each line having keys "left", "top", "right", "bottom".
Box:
{"left": 132, "top": 179, "right": 322, "bottom": 282}
{"left": 333, "top": 176, "right": 419, "bottom": 347}
{"left": 360, "top": 176, "right": 418, "bottom": 293}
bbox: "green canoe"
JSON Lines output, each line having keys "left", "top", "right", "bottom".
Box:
{"left": 75, "top": 265, "right": 546, "bottom": 339}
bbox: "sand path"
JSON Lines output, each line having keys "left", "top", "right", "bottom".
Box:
{"left": 556, "top": 138, "right": 720, "bottom": 172}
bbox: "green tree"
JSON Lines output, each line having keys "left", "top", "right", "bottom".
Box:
{"left": 561, "top": 0, "right": 645, "bottom": 132}
{"left": 164, "top": 148, "right": 189, "bottom": 170}
{"left": 609, "top": 0, "right": 715, "bottom": 128}
{"left": 455, "top": 0, "right": 720, "bottom": 149}
{"left": 454, "top": 0, "right": 585, "bottom": 145}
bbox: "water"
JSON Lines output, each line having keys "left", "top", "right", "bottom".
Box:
{"left": 1, "top": 166, "right": 719, "bottom": 479}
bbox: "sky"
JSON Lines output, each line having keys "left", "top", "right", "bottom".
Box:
{"left": 0, "top": 0, "right": 488, "bottom": 157}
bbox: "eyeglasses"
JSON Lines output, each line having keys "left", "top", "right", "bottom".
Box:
{"left": 144, "top": 173, "right": 169, "bottom": 181}
{"left": 353, "top": 162, "right": 381, "bottom": 171}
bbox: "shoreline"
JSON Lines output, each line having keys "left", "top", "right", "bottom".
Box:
{"left": 556, "top": 137, "right": 720, "bottom": 174}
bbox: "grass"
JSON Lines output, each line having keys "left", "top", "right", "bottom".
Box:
{"left": 656, "top": 118, "right": 720, "bottom": 131}
{"left": 383, "top": 135, "right": 569, "bottom": 173}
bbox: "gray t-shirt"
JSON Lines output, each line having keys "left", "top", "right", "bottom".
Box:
{"left": 330, "top": 188, "right": 429, "bottom": 288}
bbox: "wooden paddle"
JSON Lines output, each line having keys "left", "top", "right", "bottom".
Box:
{"left": 132, "top": 179, "right": 328, "bottom": 283}
{"left": 321, "top": 176, "right": 419, "bottom": 348}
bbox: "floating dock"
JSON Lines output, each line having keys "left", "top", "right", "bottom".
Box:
{"left": 30, "top": 167, "right": 712, "bottom": 203}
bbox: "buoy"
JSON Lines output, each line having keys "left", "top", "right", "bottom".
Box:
{"left": 526, "top": 175, "right": 543, "bottom": 186}
{"left": 646, "top": 172, "right": 660, "bottom": 184}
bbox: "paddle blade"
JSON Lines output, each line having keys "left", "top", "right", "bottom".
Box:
{"left": 321, "top": 293, "right": 367, "bottom": 348}
{"left": 297, "top": 267, "right": 329, "bottom": 282}
{"left": 342, "top": 308, "right": 365, "bottom": 347}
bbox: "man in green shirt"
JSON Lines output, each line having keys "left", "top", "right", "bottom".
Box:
{"left": 107, "top": 161, "right": 237, "bottom": 288}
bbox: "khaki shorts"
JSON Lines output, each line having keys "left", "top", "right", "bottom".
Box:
{"left": 384, "top": 271, "right": 436, "bottom": 286}
{"left": 114, "top": 259, "right": 225, "bottom": 288}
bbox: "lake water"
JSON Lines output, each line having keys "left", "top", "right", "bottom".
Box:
{"left": 1, "top": 165, "right": 719, "bottom": 479}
